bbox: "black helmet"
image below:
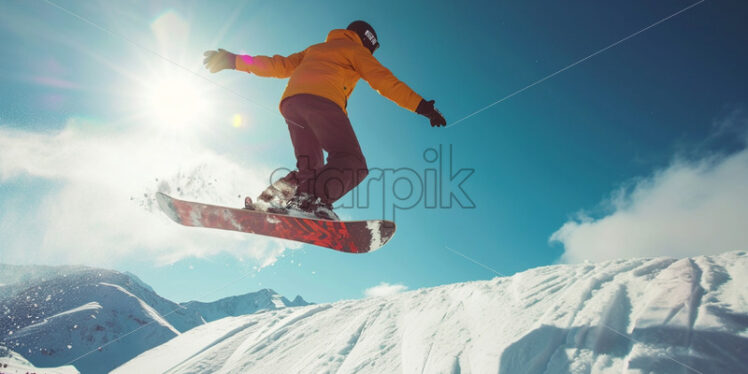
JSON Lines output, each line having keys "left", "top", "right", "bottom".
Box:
{"left": 347, "top": 20, "right": 379, "bottom": 54}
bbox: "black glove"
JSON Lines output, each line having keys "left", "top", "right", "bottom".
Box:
{"left": 202, "top": 48, "right": 236, "bottom": 73}
{"left": 416, "top": 99, "right": 446, "bottom": 127}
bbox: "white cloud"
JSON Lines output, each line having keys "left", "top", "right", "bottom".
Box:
{"left": 551, "top": 145, "right": 748, "bottom": 263}
{"left": 0, "top": 119, "right": 299, "bottom": 267}
{"left": 364, "top": 282, "right": 407, "bottom": 298}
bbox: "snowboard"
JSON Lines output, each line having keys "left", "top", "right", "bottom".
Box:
{"left": 155, "top": 192, "right": 396, "bottom": 253}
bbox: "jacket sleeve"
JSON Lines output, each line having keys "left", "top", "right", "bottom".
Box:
{"left": 351, "top": 49, "right": 423, "bottom": 112}
{"left": 235, "top": 51, "right": 305, "bottom": 78}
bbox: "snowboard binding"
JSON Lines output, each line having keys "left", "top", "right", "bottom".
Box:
{"left": 243, "top": 193, "right": 338, "bottom": 221}
{"left": 243, "top": 171, "right": 338, "bottom": 220}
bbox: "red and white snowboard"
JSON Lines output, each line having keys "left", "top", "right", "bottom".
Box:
{"left": 156, "top": 192, "right": 396, "bottom": 253}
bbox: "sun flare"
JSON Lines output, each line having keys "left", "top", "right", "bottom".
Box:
{"left": 232, "top": 113, "right": 243, "bottom": 128}
{"left": 140, "top": 74, "right": 211, "bottom": 130}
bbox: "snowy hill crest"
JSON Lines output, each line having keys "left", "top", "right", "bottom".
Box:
{"left": 116, "top": 252, "right": 748, "bottom": 374}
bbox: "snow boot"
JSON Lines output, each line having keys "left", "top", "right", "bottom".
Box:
{"left": 286, "top": 193, "right": 340, "bottom": 221}
{"left": 254, "top": 172, "right": 299, "bottom": 211}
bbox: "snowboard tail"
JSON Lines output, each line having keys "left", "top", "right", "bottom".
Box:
{"left": 156, "top": 192, "right": 395, "bottom": 253}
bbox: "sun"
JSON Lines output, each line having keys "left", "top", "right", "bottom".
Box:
{"left": 120, "top": 10, "right": 247, "bottom": 134}
{"left": 140, "top": 73, "right": 211, "bottom": 130}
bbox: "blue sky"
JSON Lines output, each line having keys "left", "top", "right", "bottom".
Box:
{"left": 1, "top": 0, "right": 747, "bottom": 304}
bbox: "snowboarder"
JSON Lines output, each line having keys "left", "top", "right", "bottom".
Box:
{"left": 203, "top": 20, "right": 446, "bottom": 220}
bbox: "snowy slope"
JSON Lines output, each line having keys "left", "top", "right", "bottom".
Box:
{"left": 116, "top": 251, "right": 748, "bottom": 374}
{"left": 0, "top": 346, "right": 79, "bottom": 374}
{"left": 179, "top": 289, "right": 310, "bottom": 323}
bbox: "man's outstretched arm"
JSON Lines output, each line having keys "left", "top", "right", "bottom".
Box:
{"left": 203, "top": 48, "right": 305, "bottom": 78}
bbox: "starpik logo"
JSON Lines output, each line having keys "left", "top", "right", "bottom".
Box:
{"left": 269, "top": 145, "right": 475, "bottom": 221}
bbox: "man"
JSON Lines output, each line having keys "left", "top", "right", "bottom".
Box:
{"left": 203, "top": 20, "right": 446, "bottom": 220}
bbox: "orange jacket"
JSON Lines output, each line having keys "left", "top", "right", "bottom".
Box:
{"left": 235, "top": 29, "right": 423, "bottom": 114}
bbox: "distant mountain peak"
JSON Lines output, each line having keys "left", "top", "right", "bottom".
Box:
{"left": 179, "top": 288, "right": 309, "bottom": 323}
{"left": 292, "top": 295, "right": 309, "bottom": 305}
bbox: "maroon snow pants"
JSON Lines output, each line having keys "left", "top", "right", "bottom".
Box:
{"left": 280, "top": 94, "right": 369, "bottom": 204}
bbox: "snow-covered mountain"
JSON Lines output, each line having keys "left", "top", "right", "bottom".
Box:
{"left": 180, "top": 289, "right": 310, "bottom": 324}
{"left": 0, "top": 265, "right": 308, "bottom": 373}
{"left": 116, "top": 251, "right": 748, "bottom": 374}
{"left": 0, "top": 267, "right": 201, "bottom": 373}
